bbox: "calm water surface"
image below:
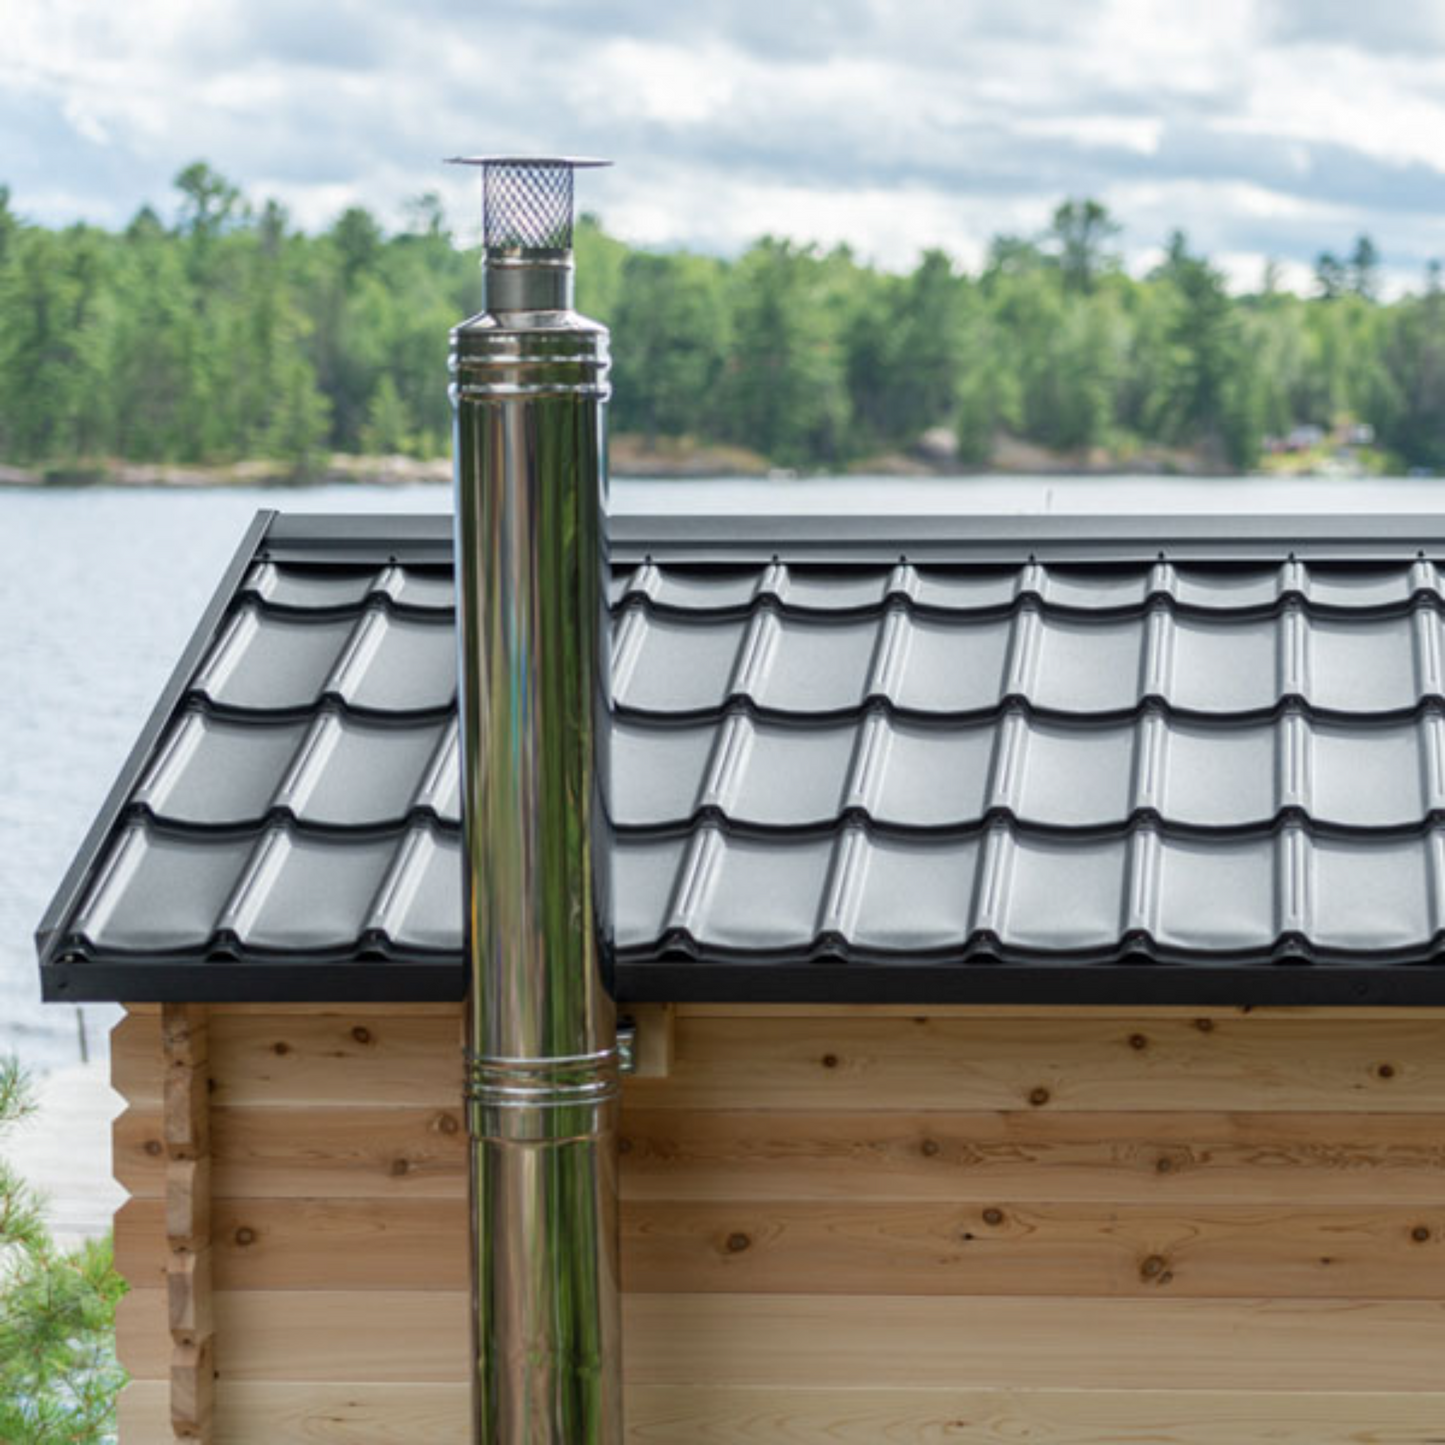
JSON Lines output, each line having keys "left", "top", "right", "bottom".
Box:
{"left": 5, "top": 472, "right": 1445, "bottom": 1072}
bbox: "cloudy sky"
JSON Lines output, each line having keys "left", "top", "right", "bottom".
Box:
{"left": 7, "top": 0, "right": 1445, "bottom": 291}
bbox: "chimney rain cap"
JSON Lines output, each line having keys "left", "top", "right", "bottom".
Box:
{"left": 447, "top": 156, "right": 611, "bottom": 251}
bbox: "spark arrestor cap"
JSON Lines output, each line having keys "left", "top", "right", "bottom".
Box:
{"left": 446, "top": 156, "right": 611, "bottom": 252}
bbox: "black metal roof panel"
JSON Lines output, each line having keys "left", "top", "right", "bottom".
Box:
{"left": 36, "top": 510, "right": 1445, "bottom": 1005}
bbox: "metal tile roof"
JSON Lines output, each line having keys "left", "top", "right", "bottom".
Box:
{"left": 37, "top": 510, "right": 1445, "bottom": 1005}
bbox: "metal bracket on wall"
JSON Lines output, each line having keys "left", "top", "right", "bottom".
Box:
{"left": 617, "top": 1019, "right": 638, "bottom": 1076}
{"left": 616, "top": 1005, "right": 675, "bottom": 1079}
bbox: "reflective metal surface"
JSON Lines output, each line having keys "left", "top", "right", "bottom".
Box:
{"left": 451, "top": 159, "right": 619, "bottom": 1445}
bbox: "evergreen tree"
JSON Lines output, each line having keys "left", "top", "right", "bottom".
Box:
{"left": 107, "top": 207, "right": 197, "bottom": 458}
{"left": 1048, "top": 199, "right": 1120, "bottom": 295}
{"left": 1379, "top": 287, "right": 1445, "bottom": 468}
{"left": 174, "top": 160, "right": 240, "bottom": 240}
{"left": 611, "top": 251, "right": 729, "bottom": 442}
{"left": 720, "top": 238, "right": 848, "bottom": 466}
{"left": 1350, "top": 234, "right": 1380, "bottom": 301}
{"left": 888, "top": 250, "right": 969, "bottom": 439}
{"left": 573, "top": 214, "right": 629, "bottom": 323}
{"left": 0, "top": 185, "right": 16, "bottom": 266}
{"left": 844, "top": 251, "right": 968, "bottom": 450}
{"left": 361, "top": 373, "right": 413, "bottom": 455}
{"left": 331, "top": 206, "right": 382, "bottom": 284}
{"left": 0, "top": 1058, "right": 127, "bottom": 1445}
{"left": 1314, "top": 251, "right": 1347, "bottom": 301}
{"left": 0, "top": 225, "right": 113, "bottom": 463}
{"left": 1152, "top": 231, "right": 1242, "bottom": 459}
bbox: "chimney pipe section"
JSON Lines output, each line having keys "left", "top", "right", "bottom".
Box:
{"left": 449, "top": 157, "right": 620, "bottom": 1445}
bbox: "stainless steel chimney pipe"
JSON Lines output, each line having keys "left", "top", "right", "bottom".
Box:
{"left": 448, "top": 156, "right": 620, "bottom": 1445}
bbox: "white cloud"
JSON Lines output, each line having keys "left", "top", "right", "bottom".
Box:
{"left": 609, "top": 169, "right": 999, "bottom": 271}
{"left": 1014, "top": 114, "right": 1164, "bottom": 156}
{"left": 4, "top": 0, "right": 1443, "bottom": 282}
{"left": 583, "top": 38, "right": 739, "bottom": 125}
{"left": 1216, "top": 44, "right": 1445, "bottom": 172}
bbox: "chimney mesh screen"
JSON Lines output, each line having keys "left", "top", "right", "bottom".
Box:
{"left": 483, "top": 163, "right": 575, "bottom": 250}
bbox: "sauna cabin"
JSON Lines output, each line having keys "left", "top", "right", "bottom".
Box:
{"left": 38, "top": 506, "right": 1445, "bottom": 1443}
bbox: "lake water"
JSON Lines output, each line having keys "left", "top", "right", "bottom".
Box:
{"left": 6, "top": 471, "right": 1445, "bottom": 1074}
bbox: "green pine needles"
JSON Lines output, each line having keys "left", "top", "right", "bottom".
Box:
{"left": 0, "top": 1057, "right": 127, "bottom": 1445}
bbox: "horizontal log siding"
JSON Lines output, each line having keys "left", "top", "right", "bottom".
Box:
{"left": 113, "top": 1002, "right": 1445, "bottom": 1443}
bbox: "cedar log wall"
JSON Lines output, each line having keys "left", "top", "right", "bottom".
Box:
{"left": 112, "top": 1000, "right": 1445, "bottom": 1443}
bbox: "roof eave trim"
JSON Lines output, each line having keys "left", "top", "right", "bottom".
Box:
{"left": 41, "top": 954, "right": 1445, "bottom": 1007}
{"left": 41, "top": 954, "right": 467, "bottom": 1005}
{"left": 614, "top": 960, "right": 1445, "bottom": 1008}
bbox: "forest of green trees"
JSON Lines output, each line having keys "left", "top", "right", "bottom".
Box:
{"left": 0, "top": 163, "right": 1442, "bottom": 475}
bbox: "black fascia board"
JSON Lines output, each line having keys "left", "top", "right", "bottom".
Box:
{"left": 35, "top": 510, "right": 277, "bottom": 973}
{"left": 614, "top": 960, "right": 1445, "bottom": 1008}
{"left": 37, "top": 953, "right": 1445, "bottom": 1008}
{"left": 41, "top": 955, "right": 466, "bottom": 1005}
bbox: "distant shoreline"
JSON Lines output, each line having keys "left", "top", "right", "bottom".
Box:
{"left": 0, "top": 434, "right": 1414, "bottom": 488}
